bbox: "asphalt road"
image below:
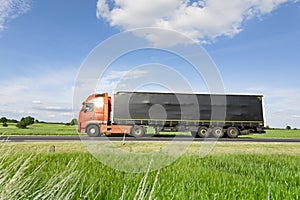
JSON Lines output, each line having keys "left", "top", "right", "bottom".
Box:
{"left": 1, "top": 135, "right": 300, "bottom": 143}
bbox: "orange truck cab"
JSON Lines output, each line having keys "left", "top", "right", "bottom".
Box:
{"left": 78, "top": 93, "right": 131, "bottom": 137}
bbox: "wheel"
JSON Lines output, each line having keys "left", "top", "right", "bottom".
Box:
{"left": 86, "top": 124, "right": 101, "bottom": 137}
{"left": 197, "top": 126, "right": 210, "bottom": 138}
{"left": 130, "top": 126, "right": 145, "bottom": 137}
{"left": 212, "top": 127, "right": 224, "bottom": 138}
{"left": 227, "top": 127, "right": 239, "bottom": 138}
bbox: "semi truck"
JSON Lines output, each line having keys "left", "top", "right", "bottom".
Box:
{"left": 78, "top": 91, "right": 265, "bottom": 138}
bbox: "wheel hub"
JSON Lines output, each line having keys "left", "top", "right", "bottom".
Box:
{"left": 90, "top": 128, "right": 96, "bottom": 134}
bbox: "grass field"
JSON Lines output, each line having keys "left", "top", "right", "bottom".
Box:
{"left": 0, "top": 142, "right": 299, "bottom": 199}
{"left": 241, "top": 129, "right": 300, "bottom": 138}
{"left": 1, "top": 123, "right": 298, "bottom": 198}
{"left": 0, "top": 123, "right": 79, "bottom": 136}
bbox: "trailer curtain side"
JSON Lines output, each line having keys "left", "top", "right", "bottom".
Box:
{"left": 112, "top": 92, "right": 264, "bottom": 126}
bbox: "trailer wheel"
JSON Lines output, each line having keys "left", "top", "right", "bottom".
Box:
{"left": 212, "top": 127, "right": 224, "bottom": 138}
{"left": 227, "top": 127, "right": 239, "bottom": 138}
{"left": 86, "top": 124, "right": 101, "bottom": 137}
{"left": 197, "top": 126, "right": 210, "bottom": 138}
{"left": 131, "top": 126, "right": 145, "bottom": 137}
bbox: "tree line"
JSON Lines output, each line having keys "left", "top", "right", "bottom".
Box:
{"left": 0, "top": 116, "right": 77, "bottom": 129}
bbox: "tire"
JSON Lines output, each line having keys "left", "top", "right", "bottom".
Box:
{"left": 212, "top": 127, "right": 224, "bottom": 138}
{"left": 197, "top": 126, "right": 210, "bottom": 138}
{"left": 86, "top": 124, "right": 101, "bottom": 137}
{"left": 227, "top": 127, "right": 239, "bottom": 138}
{"left": 131, "top": 126, "right": 145, "bottom": 137}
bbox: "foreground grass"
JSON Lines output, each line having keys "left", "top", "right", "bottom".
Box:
{"left": 3, "top": 142, "right": 300, "bottom": 156}
{"left": 0, "top": 142, "right": 299, "bottom": 199}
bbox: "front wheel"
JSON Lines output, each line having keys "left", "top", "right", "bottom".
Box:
{"left": 212, "top": 127, "right": 224, "bottom": 138}
{"left": 130, "top": 126, "right": 145, "bottom": 137}
{"left": 86, "top": 124, "right": 101, "bottom": 137}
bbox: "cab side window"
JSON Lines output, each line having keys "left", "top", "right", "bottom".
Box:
{"left": 84, "top": 103, "right": 94, "bottom": 112}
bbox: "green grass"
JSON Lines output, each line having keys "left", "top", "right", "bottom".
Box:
{"left": 0, "top": 123, "right": 79, "bottom": 136}
{"left": 3, "top": 142, "right": 300, "bottom": 155}
{"left": 241, "top": 129, "right": 300, "bottom": 139}
{"left": 0, "top": 144, "right": 299, "bottom": 199}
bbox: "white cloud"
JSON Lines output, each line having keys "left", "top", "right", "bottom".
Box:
{"left": 32, "top": 100, "right": 42, "bottom": 104}
{"left": 0, "top": 66, "right": 77, "bottom": 122}
{"left": 246, "top": 87, "right": 300, "bottom": 128}
{"left": 96, "top": 0, "right": 299, "bottom": 46}
{"left": 94, "top": 69, "right": 149, "bottom": 93}
{"left": 0, "top": 0, "right": 31, "bottom": 32}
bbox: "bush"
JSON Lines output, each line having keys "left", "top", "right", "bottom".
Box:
{"left": 16, "top": 116, "right": 35, "bottom": 129}
{"left": 66, "top": 118, "right": 78, "bottom": 126}
{"left": 70, "top": 118, "right": 78, "bottom": 126}
{"left": 16, "top": 120, "right": 27, "bottom": 129}
{"left": 286, "top": 125, "right": 291, "bottom": 130}
{"left": 2, "top": 122, "right": 8, "bottom": 127}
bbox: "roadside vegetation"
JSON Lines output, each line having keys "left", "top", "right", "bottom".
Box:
{"left": 0, "top": 142, "right": 299, "bottom": 199}
{"left": 239, "top": 129, "right": 300, "bottom": 139}
{"left": 0, "top": 123, "right": 78, "bottom": 136}
{"left": 1, "top": 116, "right": 298, "bottom": 199}
{"left": 0, "top": 116, "right": 300, "bottom": 138}
{"left": 0, "top": 116, "right": 79, "bottom": 136}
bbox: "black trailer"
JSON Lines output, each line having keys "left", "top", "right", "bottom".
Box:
{"left": 112, "top": 91, "right": 265, "bottom": 138}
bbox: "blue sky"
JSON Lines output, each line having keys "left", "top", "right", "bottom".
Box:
{"left": 0, "top": 0, "right": 300, "bottom": 128}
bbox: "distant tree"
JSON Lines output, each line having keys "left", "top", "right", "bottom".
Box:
{"left": 16, "top": 120, "right": 27, "bottom": 129}
{"left": 35, "top": 119, "right": 39, "bottom": 123}
{"left": 23, "top": 116, "right": 35, "bottom": 126}
{"left": 65, "top": 119, "right": 78, "bottom": 126}
{"left": 0, "top": 117, "right": 8, "bottom": 127}
{"left": 293, "top": 128, "right": 298, "bottom": 130}
{"left": 16, "top": 116, "right": 35, "bottom": 129}
{"left": 70, "top": 118, "right": 78, "bottom": 126}
{"left": 0, "top": 117, "right": 7, "bottom": 123}
{"left": 7, "top": 119, "right": 18, "bottom": 123}
{"left": 265, "top": 125, "right": 270, "bottom": 129}
{"left": 286, "top": 125, "right": 291, "bottom": 130}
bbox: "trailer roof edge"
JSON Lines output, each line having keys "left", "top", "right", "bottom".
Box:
{"left": 112, "top": 90, "right": 264, "bottom": 96}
